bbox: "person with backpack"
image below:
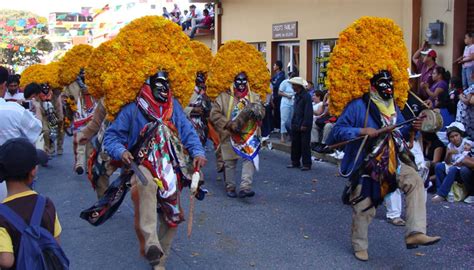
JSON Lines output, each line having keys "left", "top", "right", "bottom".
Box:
{"left": 0, "top": 138, "right": 69, "bottom": 269}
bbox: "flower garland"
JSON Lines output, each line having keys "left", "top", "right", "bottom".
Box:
{"left": 207, "top": 40, "right": 270, "bottom": 101}
{"left": 95, "top": 16, "right": 198, "bottom": 120}
{"left": 189, "top": 40, "right": 213, "bottom": 74}
{"left": 20, "top": 62, "right": 61, "bottom": 89}
{"left": 326, "top": 16, "right": 409, "bottom": 116}
{"left": 58, "top": 44, "right": 93, "bottom": 86}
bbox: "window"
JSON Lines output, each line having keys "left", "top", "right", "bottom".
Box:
{"left": 249, "top": 42, "right": 267, "bottom": 61}
{"left": 312, "top": 39, "right": 337, "bottom": 91}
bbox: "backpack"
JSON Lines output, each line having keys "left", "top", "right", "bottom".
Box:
{"left": 0, "top": 195, "right": 69, "bottom": 270}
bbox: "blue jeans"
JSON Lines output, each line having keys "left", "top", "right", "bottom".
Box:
{"left": 460, "top": 166, "right": 474, "bottom": 195}
{"left": 435, "top": 162, "right": 460, "bottom": 197}
{"left": 462, "top": 66, "right": 474, "bottom": 88}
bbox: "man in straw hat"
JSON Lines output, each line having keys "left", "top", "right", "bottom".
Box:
{"left": 286, "top": 77, "right": 313, "bottom": 171}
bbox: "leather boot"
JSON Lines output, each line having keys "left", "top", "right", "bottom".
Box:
{"left": 354, "top": 250, "right": 368, "bottom": 261}
{"left": 405, "top": 233, "right": 441, "bottom": 249}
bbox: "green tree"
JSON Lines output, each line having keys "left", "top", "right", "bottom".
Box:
{"left": 36, "top": 37, "right": 53, "bottom": 52}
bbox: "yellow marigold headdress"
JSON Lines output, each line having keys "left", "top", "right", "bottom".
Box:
{"left": 58, "top": 44, "right": 93, "bottom": 86}
{"left": 326, "top": 16, "right": 409, "bottom": 116}
{"left": 86, "top": 40, "right": 122, "bottom": 99}
{"left": 98, "top": 16, "right": 198, "bottom": 119}
{"left": 189, "top": 40, "right": 213, "bottom": 74}
{"left": 20, "top": 62, "right": 61, "bottom": 89}
{"left": 207, "top": 40, "right": 270, "bottom": 101}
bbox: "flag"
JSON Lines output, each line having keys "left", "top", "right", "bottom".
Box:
{"left": 115, "top": 5, "right": 122, "bottom": 11}
{"left": 127, "top": 2, "right": 136, "bottom": 9}
{"left": 81, "top": 7, "right": 91, "bottom": 17}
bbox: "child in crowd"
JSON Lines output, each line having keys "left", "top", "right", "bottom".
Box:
{"left": 0, "top": 138, "right": 63, "bottom": 269}
{"left": 432, "top": 122, "right": 473, "bottom": 202}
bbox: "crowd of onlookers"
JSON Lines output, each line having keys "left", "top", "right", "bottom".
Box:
{"left": 266, "top": 33, "right": 474, "bottom": 204}
{"left": 162, "top": 3, "right": 215, "bottom": 38}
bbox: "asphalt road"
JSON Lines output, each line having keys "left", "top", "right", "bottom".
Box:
{"left": 35, "top": 137, "right": 474, "bottom": 270}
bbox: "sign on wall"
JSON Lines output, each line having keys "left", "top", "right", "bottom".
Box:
{"left": 272, "top": 21, "right": 298, "bottom": 39}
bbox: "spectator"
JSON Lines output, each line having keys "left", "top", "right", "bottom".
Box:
{"left": 456, "top": 71, "right": 474, "bottom": 140}
{"left": 306, "top": 81, "right": 315, "bottom": 97}
{"left": 23, "top": 83, "right": 43, "bottom": 121}
{"left": 455, "top": 33, "right": 474, "bottom": 89}
{"left": 422, "top": 132, "right": 446, "bottom": 191}
{"left": 278, "top": 71, "right": 297, "bottom": 143}
{"left": 182, "top": 10, "right": 191, "bottom": 30}
{"left": 432, "top": 122, "right": 473, "bottom": 202}
{"left": 313, "top": 93, "right": 336, "bottom": 154}
{"left": 426, "top": 66, "right": 454, "bottom": 128}
{"left": 459, "top": 155, "right": 474, "bottom": 203}
{"left": 271, "top": 61, "right": 286, "bottom": 132}
{"left": 412, "top": 42, "right": 438, "bottom": 100}
{"left": 0, "top": 138, "right": 62, "bottom": 269}
{"left": 287, "top": 77, "right": 313, "bottom": 171}
{"left": 188, "top": 9, "right": 213, "bottom": 38}
{"left": 162, "top": 7, "right": 170, "bottom": 19}
{"left": 421, "top": 66, "right": 449, "bottom": 109}
{"left": 310, "top": 90, "right": 325, "bottom": 148}
{"left": 171, "top": 11, "right": 181, "bottom": 25}
{"left": 4, "top": 75, "right": 24, "bottom": 102}
{"left": 205, "top": 3, "right": 215, "bottom": 17}
{"left": 172, "top": 3, "right": 181, "bottom": 14}
{"left": 447, "top": 77, "right": 463, "bottom": 116}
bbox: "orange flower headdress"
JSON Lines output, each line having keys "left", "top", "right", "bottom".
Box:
{"left": 207, "top": 40, "right": 270, "bottom": 100}
{"left": 58, "top": 44, "right": 93, "bottom": 86}
{"left": 189, "top": 40, "right": 213, "bottom": 74}
{"left": 20, "top": 62, "right": 61, "bottom": 89}
{"left": 95, "top": 16, "right": 198, "bottom": 119}
{"left": 326, "top": 17, "right": 409, "bottom": 116}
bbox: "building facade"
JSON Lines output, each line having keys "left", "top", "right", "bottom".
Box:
{"left": 206, "top": 0, "right": 473, "bottom": 89}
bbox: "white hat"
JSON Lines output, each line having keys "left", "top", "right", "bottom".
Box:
{"left": 288, "top": 77, "right": 308, "bottom": 88}
{"left": 407, "top": 68, "right": 421, "bottom": 79}
{"left": 446, "top": 122, "right": 466, "bottom": 135}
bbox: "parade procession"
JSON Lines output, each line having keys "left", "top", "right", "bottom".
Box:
{"left": 1, "top": 0, "right": 474, "bottom": 269}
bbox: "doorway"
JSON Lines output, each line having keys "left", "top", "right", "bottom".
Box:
{"left": 277, "top": 42, "right": 300, "bottom": 76}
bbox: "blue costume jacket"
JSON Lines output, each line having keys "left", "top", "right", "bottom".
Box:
{"left": 103, "top": 98, "right": 205, "bottom": 161}
{"left": 327, "top": 96, "right": 411, "bottom": 178}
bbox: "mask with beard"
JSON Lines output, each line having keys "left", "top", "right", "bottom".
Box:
{"left": 233, "top": 72, "right": 248, "bottom": 93}
{"left": 148, "top": 71, "right": 170, "bottom": 103}
{"left": 370, "top": 70, "right": 393, "bottom": 100}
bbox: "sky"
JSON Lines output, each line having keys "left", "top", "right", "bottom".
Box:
{"left": 1, "top": 0, "right": 193, "bottom": 17}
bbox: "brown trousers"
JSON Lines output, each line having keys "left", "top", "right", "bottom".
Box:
{"left": 130, "top": 166, "right": 177, "bottom": 267}
{"left": 350, "top": 163, "right": 426, "bottom": 252}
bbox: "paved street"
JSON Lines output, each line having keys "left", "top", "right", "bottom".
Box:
{"left": 35, "top": 137, "right": 474, "bottom": 270}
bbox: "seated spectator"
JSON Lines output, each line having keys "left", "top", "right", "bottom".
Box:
{"left": 310, "top": 90, "right": 324, "bottom": 148}
{"left": 432, "top": 122, "right": 473, "bottom": 202}
{"left": 162, "top": 7, "right": 170, "bottom": 19}
{"left": 4, "top": 75, "right": 24, "bottom": 102}
{"left": 172, "top": 3, "right": 181, "bottom": 14}
{"left": 459, "top": 155, "right": 474, "bottom": 203}
{"left": 422, "top": 132, "right": 445, "bottom": 191}
{"left": 448, "top": 77, "right": 463, "bottom": 115}
{"left": 189, "top": 9, "right": 213, "bottom": 38}
{"left": 422, "top": 66, "right": 449, "bottom": 109}
{"left": 0, "top": 138, "right": 63, "bottom": 269}
{"left": 181, "top": 10, "right": 191, "bottom": 30}
{"left": 205, "top": 3, "right": 214, "bottom": 17}
{"left": 456, "top": 71, "right": 474, "bottom": 140}
{"left": 314, "top": 94, "right": 336, "bottom": 154}
{"left": 170, "top": 12, "right": 181, "bottom": 25}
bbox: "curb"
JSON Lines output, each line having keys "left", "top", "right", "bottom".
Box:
{"left": 265, "top": 138, "right": 340, "bottom": 165}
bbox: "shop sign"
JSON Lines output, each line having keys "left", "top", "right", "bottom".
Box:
{"left": 272, "top": 21, "right": 298, "bottom": 39}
